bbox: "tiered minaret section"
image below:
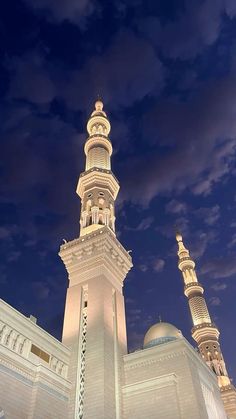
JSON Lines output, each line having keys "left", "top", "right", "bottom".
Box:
{"left": 176, "top": 232, "right": 236, "bottom": 418}
{"left": 77, "top": 99, "right": 118, "bottom": 236}
{"left": 59, "top": 99, "right": 132, "bottom": 419}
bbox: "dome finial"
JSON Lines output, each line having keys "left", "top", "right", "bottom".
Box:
{"left": 176, "top": 230, "right": 191, "bottom": 260}
{"left": 176, "top": 231, "right": 183, "bottom": 243}
{"left": 174, "top": 224, "right": 183, "bottom": 243}
{"left": 95, "top": 96, "right": 103, "bottom": 111}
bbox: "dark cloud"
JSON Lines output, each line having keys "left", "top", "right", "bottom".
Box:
{"left": 209, "top": 296, "right": 221, "bottom": 306}
{"left": 137, "top": 0, "right": 236, "bottom": 60}
{"left": 158, "top": 216, "right": 189, "bottom": 239}
{"left": 138, "top": 264, "right": 148, "bottom": 272}
{"left": 7, "top": 251, "right": 21, "bottom": 262}
{"left": 120, "top": 76, "right": 236, "bottom": 205}
{"left": 224, "top": 0, "right": 236, "bottom": 18}
{"left": 6, "top": 29, "right": 164, "bottom": 111}
{"left": 0, "top": 102, "right": 81, "bottom": 245}
{"left": 0, "top": 227, "right": 13, "bottom": 239}
{"left": 8, "top": 52, "right": 55, "bottom": 104}
{"left": 228, "top": 232, "right": 236, "bottom": 248}
{"left": 211, "top": 282, "right": 227, "bottom": 291}
{"left": 125, "top": 216, "right": 154, "bottom": 231}
{"left": 188, "top": 230, "right": 218, "bottom": 259}
{"left": 126, "top": 308, "right": 142, "bottom": 328}
{"left": 201, "top": 254, "right": 236, "bottom": 279}
{"left": 62, "top": 30, "right": 164, "bottom": 109}
{"left": 32, "top": 280, "right": 50, "bottom": 300}
{"left": 166, "top": 199, "right": 187, "bottom": 215}
{"left": 153, "top": 258, "right": 165, "bottom": 273}
{"left": 194, "top": 205, "right": 220, "bottom": 226}
{"left": 24, "top": 0, "right": 95, "bottom": 25}
{"left": 138, "top": 0, "right": 222, "bottom": 59}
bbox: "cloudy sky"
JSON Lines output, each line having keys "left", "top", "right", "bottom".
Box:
{"left": 1, "top": 0, "right": 236, "bottom": 380}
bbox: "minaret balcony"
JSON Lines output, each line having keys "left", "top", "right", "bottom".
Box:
{"left": 178, "top": 257, "right": 195, "bottom": 271}
{"left": 184, "top": 282, "right": 204, "bottom": 297}
{"left": 59, "top": 226, "right": 133, "bottom": 289}
{"left": 77, "top": 168, "right": 120, "bottom": 199}
{"left": 192, "top": 323, "right": 220, "bottom": 343}
{"left": 84, "top": 135, "right": 112, "bottom": 156}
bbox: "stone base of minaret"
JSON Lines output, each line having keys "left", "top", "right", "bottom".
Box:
{"left": 59, "top": 226, "right": 132, "bottom": 419}
{"left": 220, "top": 382, "right": 236, "bottom": 418}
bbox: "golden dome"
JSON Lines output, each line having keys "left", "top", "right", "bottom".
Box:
{"left": 143, "top": 322, "right": 182, "bottom": 349}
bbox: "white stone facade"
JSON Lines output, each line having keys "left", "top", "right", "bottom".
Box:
{"left": 0, "top": 299, "right": 70, "bottom": 418}
{"left": 122, "top": 338, "right": 227, "bottom": 419}
{"left": 0, "top": 294, "right": 227, "bottom": 419}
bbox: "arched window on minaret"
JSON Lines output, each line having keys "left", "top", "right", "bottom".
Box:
{"left": 86, "top": 199, "right": 92, "bottom": 212}
{"left": 219, "top": 364, "right": 224, "bottom": 376}
{"left": 110, "top": 203, "right": 115, "bottom": 230}
{"left": 212, "top": 364, "right": 217, "bottom": 374}
{"left": 86, "top": 200, "right": 92, "bottom": 226}
{"left": 207, "top": 352, "right": 212, "bottom": 362}
{"left": 98, "top": 198, "right": 105, "bottom": 210}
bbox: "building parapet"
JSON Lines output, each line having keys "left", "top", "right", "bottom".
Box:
{"left": 0, "top": 299, "right": 70, "bottom": 379}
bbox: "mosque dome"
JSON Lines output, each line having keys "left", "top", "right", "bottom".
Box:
{"left": 143, "top": 322, "right": 182, "bottom": 349}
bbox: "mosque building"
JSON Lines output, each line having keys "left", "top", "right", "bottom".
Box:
{"left": 0, "top": 100, "right": 235, "bottom": 418}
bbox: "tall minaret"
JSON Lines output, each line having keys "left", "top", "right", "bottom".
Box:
{"left": 176, "top": 232, "right": 236, "bottom": 418}
{"left": 59, "top": 99, "right": 132, "bottom": 419}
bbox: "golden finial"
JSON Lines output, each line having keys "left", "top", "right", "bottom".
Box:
{"left": 95, "top": 95, "right": 103, "bottom": 111}
{"left": 176, "top": 231, "right": 183, "bottom": 243}
{"left": 174, "top": 225, "right": 183, "bottom": 243}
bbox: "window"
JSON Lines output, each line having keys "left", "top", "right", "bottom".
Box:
{"left": 31, "top": 344, "right": 50, "bottom": 363}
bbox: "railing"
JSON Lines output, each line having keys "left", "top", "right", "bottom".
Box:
{"left": 0, "top": 320, "right": 68, "bottom": 378}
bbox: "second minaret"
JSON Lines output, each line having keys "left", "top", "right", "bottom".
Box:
{"left": 176, "top": 232, "right": 236, "bottom": 418}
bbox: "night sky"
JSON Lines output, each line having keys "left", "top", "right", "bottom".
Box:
{"left": 1, "top": 0, "right": 236, "bottom": 382}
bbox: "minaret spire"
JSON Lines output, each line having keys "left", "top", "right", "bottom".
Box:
{"left": 176, "top": 232, "right": 236, "bottom": 417}
{"left": 77, "top": 99, "right": 119, "bottom": 236}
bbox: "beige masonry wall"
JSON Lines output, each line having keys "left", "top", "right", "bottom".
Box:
{"left": 60, "top": 227, "right": 132, "bottom": 419}
{"left": 0, "top": 361, "right": 69, "bottom": 419}
{"left": 122, "top": 338, "right": 227, "bottom": 419}
{"left": 0, "top": 361, "right": 32, "bottom": 418}
{"left": 0, "top": 299, "right": 71, "bottom": 419}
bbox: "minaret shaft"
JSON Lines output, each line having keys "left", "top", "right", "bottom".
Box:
{"left": 60, "top": 100, "right": 132, "bottom": 419}
{"left": 176, "top": 233, "right": 236, "bottom": 418}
